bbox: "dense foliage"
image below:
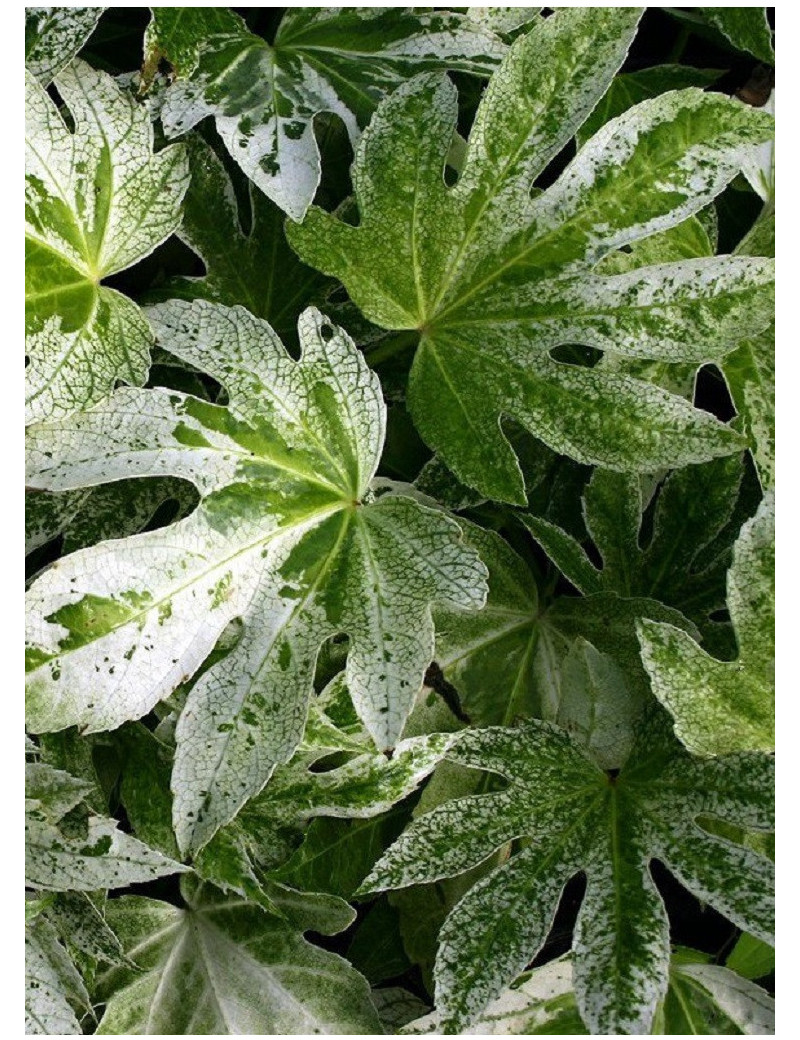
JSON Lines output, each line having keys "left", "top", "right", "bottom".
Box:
{"left": 25, "top": 6, "right": 775, "bottom": 1035}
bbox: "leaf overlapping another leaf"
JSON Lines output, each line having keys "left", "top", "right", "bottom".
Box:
{"left": 638, "top": 491, "right": 774, "bottom": 756}
{"left": 25, "top": 759, "right": 185, "bottom": 892}
{"left": 288, "top": 7, "right": 774, "bottom": 502}
{"left": 95, "top": 880, "right": 383, "bottom": 1035}
{"left": 25, "top": 60, "right": 189, "bottom": 424}
{"left": 146, "top": 6, "right": 505, "bottom": 220}
{"left": 362, "top": 714, "right": 774, "bottom": 1033}
{"left": 26, "top": 303, "right": 487, "bottom": 853}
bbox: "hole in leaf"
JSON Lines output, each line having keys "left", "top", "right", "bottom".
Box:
{"left": 548, "top": 344, "right": 603, "bottom": 368}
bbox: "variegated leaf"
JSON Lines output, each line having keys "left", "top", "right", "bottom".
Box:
{"left": 288, "top": 8, "right": 774, "bottom": 501}
{"left": 26, "top": 303, "right": 487, "bottom": 853}
{"left": 146, "top": 6, "right": 505, "bottom": 220}
{"left": 361, "top": 713, "right": 774, "bottom": 1033}
{"left": 95, "top": 880, "right": 382, "bottom": 1034}
{"left": 25, "top": 60, "right": 189, "bottom": 424}
{"left": 638, "top": 492, "right": 774, "bottom": 756}
{"left": 26, "top": 915, "right": 91, "bottom": 1035}
{"left": 25, "top": 760, "right": 185, "bottom": 892}
{"left": 404, "top": 952, "right": 774, "bottom": 1034}
{"left": 25, "top": 7, "right": 104, "bottom": 84}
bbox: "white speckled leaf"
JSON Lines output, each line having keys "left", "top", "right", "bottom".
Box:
{"left": 146, "top": 7, "right": 505, "bottom": 221}
{"left": 95, "top": 882, "right": 382, "bottom": 1034}
{"left": 404, "top": 953, "right": 775, "bottom": 1034}
{"left": 194, "top": 701, "right": 456, "bottom": 908}
{"left": 725, "top": 205, "right": 775, "bottom": 488}
{"left": 25, "top": 7, "right": 104, "bottom": 84}
{"left": 404, "top": 958, "right": 583, "bottom": 1034}
{"left": 361, "top": 713, "right": 774, "bottom": 1033}
{"left": 25, "top": 61, "right": 189, "bottom": 424}
{"left": 26, "top": 478, "right": 196, "bottom": 557}
{"left": 25, "top": 761, "right": 185, "bottom": 892}
{"left": 25, "top": 915, "right": 91, "bottom": 1035}
{"left": 26, "top": 302, "right": 487, "bottom": 853}
{"left": 638, "top": 492, "right": 774, "bottom": 756}
{"left": 288, "top": 9, "right": 774, "bottom": 502}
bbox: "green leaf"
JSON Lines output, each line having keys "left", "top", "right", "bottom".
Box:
{"left": 26, "top": 302, "right": 487, "bottom": 852}
{"left": 638, "top": 491, "right": 774, "bottom": 756}
{"left": 150, "top": 133, "right": 330, "bottom": 346}
{"left": 374, "top": 986, "right": 431, "bottom": 1032}
{"left": 25, "top": 7, "right": 104, "bottom": 84}
{"left": 654, "top": 960, "right": 775, "bottom": 1034}
{"left": 576, "top": 64, "right": 722, "bottom": 149}
{"left": 26, "top": 915, "right": 91, "bottom": 1035}
{"left": 25, "top": 60, "right": 189, "bottom": 424}
{"left": 26, "top": 760, "right": 186, "bottom": 892}
{"left": 361, "top": 714, "right": 774, "bottom": 1033}
{"left": 146, "top": 6, "right": 505, "bottom": 220}
{"left": 726, "top": 933, "right": 775, "bottom": 981}
{"left": 523, "top": 455, "right": 746, "bottom": 645}
{"left": 434, "top": 520, "right": 694, "bottom": 757}
{"left": 698, "top": 8, "right": 774, "bottom": 64}
{"left": 348, "top": 900, "right": 413, "bottom": 984}
{"left": 288, "top": 9, "right": 773, "bottom": 501}
{"left": 95, "top": 882, "right": 383, "bottom": 1034}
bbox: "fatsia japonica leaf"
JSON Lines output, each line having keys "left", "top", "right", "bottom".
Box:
{"left": 25, "top": 60, "right": 189, "bottom": 425}
{"left": 523, "top": 455, "right": 746, "bottom": 649}
{"left": 25, "top": 759, "right": 186, "bottom": 892}
{"left": 698, "top": 7, "right": 774, "bottom": 64}
{"left": 25, "top": 7, "right": 105, "bottom": 84}
{"left": 167, "top": 680, "right": 457, "bottom": 908}
{"left": 725, "top": 205, "right": 775, "bottom": 488}
{"left": 25, "top": 302, "right": 487, "bottom": 853}
{"left": 638, "top": 491, "right": 774, "bottom": 756}
{"left": 26, "top": 914, "right": 92, "bottom": 1035}
{"left": 361, "top": 714, "right": 774, "bottom": 1034}
{"left": 288, "top": 7, "right": 774, "bottom": 503}
{"left": 149, "top": 133, "right": 330, "bottom": 347}
{"left": 95, "top": 880, "right": 382, "bottom": 1035}
{"left": 433, "top": 520, "right": 694, "bottom": 762}
{"left": 25, "top": 478, "right": 197, "bottom": 557}
{"left": 145, "top": 6, "right": 505, "bottom": 221}
{"left": 404, "top": 952, "right": 775, "bottom": 1035}
{"left": 575, "top": 64, "right": 722, "bottom": 149}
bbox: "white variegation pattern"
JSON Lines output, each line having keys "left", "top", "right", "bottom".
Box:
{"left": 404, "top": 954, "right": 775, "bottom": 1034}
{"left": 25, "top": 7, "right": 105, "bottom": 84}
{"left": 25, "top": 61, "right": 189, "bottom": 424}
{"left": 289, "top": 8, "right": 775, "bottom": 502}
{"left": 26, "top": 761, "right": 185, "bottom": 892}
{"left": 26, "top": 303, "right": 487, "bottom": 853}
{"left": 638, "top": 492, "right": 774, "bottom": 756}
{"left": 147, "top": 7, "right": 505, "bottom": 220}
{"left": 25, "top": 915, "right": 91, "bottom": 1035}
{"left": 95, "top": 883, "right": 383, "bottom": 1035}
{"left": 361, "top": 714, "right": 774, "bottom": 1033}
